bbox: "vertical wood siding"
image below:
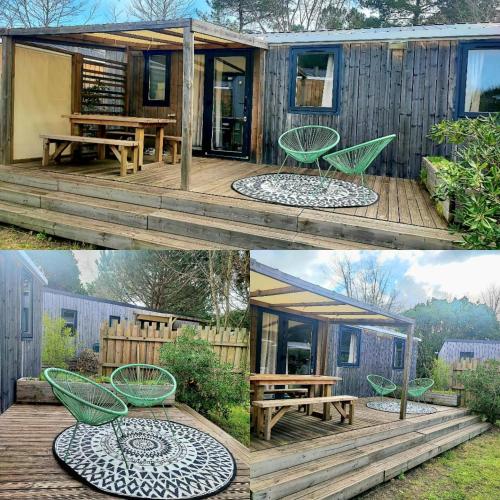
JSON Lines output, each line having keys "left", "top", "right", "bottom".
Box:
{"left": 322, "top": 323, "right": 417, "bottom": 397}
{"left": 42, "top": 290, "right": 198, "bottom": 352}
{"left": 438, "top": 340, "right": 500, "bottom": 364}
{"left": 0, "top": 253, "right": 43, "bottom": 413}
{"left": 263, "top": 41, "right": 458, "bottom": 179}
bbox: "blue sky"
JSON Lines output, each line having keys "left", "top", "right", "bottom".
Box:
{"left": 251, "top": 250, "right": 500, "bottom": 311}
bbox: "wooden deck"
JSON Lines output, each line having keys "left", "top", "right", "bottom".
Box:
{"left": 250, "top": 397, "right": 455, "bottom": 451}
{"left": 8, "top": 156, "right": 447, "bottom": 230}
{"left": 0, "top": 403, "right": 249, "bottom": 499}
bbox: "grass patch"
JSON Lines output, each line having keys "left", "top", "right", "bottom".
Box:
{"left": 208, "top": 405, "right": 250, "bottom": 447}
{"left": 0, "top": 224, "right": 95, "bottom": 249}
{"left": 361, "top": 427, "right": 500, "bottom": 499}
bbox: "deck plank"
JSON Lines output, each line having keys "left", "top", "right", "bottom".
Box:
{"left": 0, "top": 404, "right": 249, "bottom": 499}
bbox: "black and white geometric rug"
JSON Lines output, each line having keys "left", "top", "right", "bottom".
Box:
{"left": 232, "top": 173, "right": 379, "bottom": 208}
{"left": 367, "top": 400, "right": 437, "bottom": 414}
{"left": 53, "top": 418, "right": 236, "bottom": 499}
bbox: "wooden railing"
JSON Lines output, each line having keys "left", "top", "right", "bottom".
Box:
{"left": 98, "top": 321, "right": 249, "bottom": 376}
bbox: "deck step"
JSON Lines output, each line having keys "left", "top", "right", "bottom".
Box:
{"left": 251, "top": 411, "right": 478, "bottom": 499}
{"left": 250, "top": 408, "right": 470, "bottom": 478}
{"left": 0, "top": 183, "right": 377, "bottom": 249}
{"left": 0, "top": 200, "right": 238, "bottom": 249}
{"left": 0, "top": 168, "right": 459, "bottom": 249}
{"left": 281, "top": 422, "right": 490, "bottom": 500}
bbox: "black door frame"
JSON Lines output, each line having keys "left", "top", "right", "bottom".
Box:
{"left": 255, "top": 306, "right": 318, "bottom": 375}
{"left": 201, "top": 48, "right": 254, "bottom": 160}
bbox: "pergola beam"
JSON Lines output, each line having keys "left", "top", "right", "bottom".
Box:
{"left": 181, "top": 25, "right": 194, "bottom": 191}
{"left": 0, "top": 36, "right": 14, "bottom": 165}
{"left": 250, "top": 286, "right": 302, "bottom": 297}
{"left": 399, "top": 322, "right": 415, "bottom": 419}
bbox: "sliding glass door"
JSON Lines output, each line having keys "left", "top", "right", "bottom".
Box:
{"left": 256, "top": 308, "right": 318, "bottom": 375}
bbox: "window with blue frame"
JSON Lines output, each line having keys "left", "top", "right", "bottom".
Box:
{"left": 143, "top": 52, "right": 171, "bottom": 106}
{"left": 337, "top": 326, "right": 360, "bottom": 366}
{"left": 458, "top": 41, "right": 500, "bottom": 117}
{"left": 393, "top": 338, "right": 405, "bottom": 369}
{"left": 61, "top": 309, "right": 77, "bottom": 337}
{"left": 289, "top": 46, "right": 342, "bottom": 114}
{"left": 20, "top": 270, "right": 33, "bottom": 340}
{"left": 459, "top": 351, "right": 474, "bottom": 360}
{"left": 109, "top": 315, "right": 121, "bottom": 326}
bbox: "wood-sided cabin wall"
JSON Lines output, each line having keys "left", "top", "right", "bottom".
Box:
{"left": 127, "top": 48, "right": 266, "bottom": 161}
{"left": 322, "top": 324, "right": 418, "bottom": 397}
{"left": 263, "top": 40, "right": 460, "bottom": 179}
{"left": 0, "top": 253, "right": 44, "bottom": 413}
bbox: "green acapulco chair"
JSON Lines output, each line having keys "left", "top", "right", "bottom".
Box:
{"left": 366, "top": 374, "right": 397, "bottom": 401}
{"left": 277, "top": 125, "right": 340, "bottom": 186}
{"left": 323, "top": 134, "right": 396, "bottom": 186}
{"left": 408, "top": 378, "right": 434, "bottom": 403}
{"left": 44, "top": 368, "right": 129, "bottom": 466}
{"left": 110, "top": 363, "right": 177, "bottom": 436}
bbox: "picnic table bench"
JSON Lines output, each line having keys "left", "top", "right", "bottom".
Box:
{"left": 41, "top": 134, "right": 139, "bottom": 177}
{"left": 250, "top": 388, "right": 309, "bottom": 398}
{"left": 253, "top": 395, "right": 358, "bottom": 440}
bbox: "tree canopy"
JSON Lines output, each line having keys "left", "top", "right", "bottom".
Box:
{"left": 404, "top": 297, "right": 500, "bottom": 377}
{"left": 27, "top": 250, "right": 86, "bottom": 294}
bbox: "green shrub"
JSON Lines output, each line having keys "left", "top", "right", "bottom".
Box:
{"left": 41, "top": 314, "right": 76, "bottom": 369}
{"left": 159, "top": 326, "right": 248, "bottom": 418}
{"left": 76, "top": 348, "right": 99, "bottom": 375}
{"left": 461, "top": 360, "right": 500, "bottom": 424}
{"left": 428, "top": 114, "right": 500, "bottom": 249}
{"left": 431, "top": 358, "right": 452, "bottom": 391}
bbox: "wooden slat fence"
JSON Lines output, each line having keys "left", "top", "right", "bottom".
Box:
{"left": 98, "top": 321, "right": 249, "bottom": 376}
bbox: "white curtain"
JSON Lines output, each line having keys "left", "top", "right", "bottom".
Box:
{"left": 192, "top": 55, "right": 205, "bottom": 148}
{"left": 348, "top": 332, "right": 358, "bottom": 364}
{"left": 465, "top": 50, "right": 485, "bottom": 113}
{"left": 260, "top": 313, "right": 279, "bottom": 374}
{"left": 321, "top": 55, "right": 335, "bottom": 107}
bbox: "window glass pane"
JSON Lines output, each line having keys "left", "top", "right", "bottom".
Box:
{"left": 61, "top": 309, "right": 77, "bottom": 336}
{"left": 465, "top": 49, "right": 500, "bottom": 113}
{"left": 286, "top": 320, "right": 313, "bottom": 375}
{"left": 148, "top": 54, "right": 167, "bottom": 101}
{"left": 259, "top": 312, "right": 279, "bottom": 373}
{"left": 459, "top": 351, "right": 474, "bottom": 360}
{"left": 295, "top": 52, "right": 335, "bottom": 108}
{"left": 21, "top": 273, "right": 32, "bottom": 337}
{"left": 339, "top": 329, "right": 358, "bottom": 364}
{"left": 394, "top": 340, "right": 404, "bottom": 368}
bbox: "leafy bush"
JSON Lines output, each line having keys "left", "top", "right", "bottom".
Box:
{"left": 461, "top": 360, "right": 500, "bottom": 424}
{"left": 428, "top": 114, "right": 500, "bottom": 249}
{"left": 431, "top": 358, "right": 452, "bottom": 391}
{"left": 159, "top": 326, "right": 248, "bottom": 418}
{"left": 41, "top": 314, "right": 76, "bottom": 369}
{"left": 76, "top": 349, "right": 99, "bottom": 375}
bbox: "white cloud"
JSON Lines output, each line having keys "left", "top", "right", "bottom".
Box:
{"left": 73, "top": 250, "right": 101, "bottom": 284}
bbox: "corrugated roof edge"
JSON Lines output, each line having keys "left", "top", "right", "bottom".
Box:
{"left": 259, "top": 23, "right": 500, "bottom": 44}
{"left": 19, "top": 251, "right": 48, "bottom": 285}
{"left": 442, "top": 338, "right": 500, "bottom": 344}
{"left": 43, "top": 287, "right": 208, "bottom": 323}
{"left": 360, "top": 325, "right": 422, "bottom": 341}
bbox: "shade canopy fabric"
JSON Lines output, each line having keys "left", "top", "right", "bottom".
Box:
{"left": 0, "top": 19, "right": 268, "bottom": 51}
{"left": 250, "top": 259, "right": 414, "bottom": 328}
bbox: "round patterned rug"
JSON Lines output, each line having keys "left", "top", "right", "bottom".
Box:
{"left": 53, "top": 417, "right": 236, "bottom": 499}
{"left": 366, "top": 400, "right": 437, "bottom": 414}
{"left": 231, "top": 173, "right": 379, "bottom": 208}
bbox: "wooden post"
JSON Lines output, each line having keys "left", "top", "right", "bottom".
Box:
{"left": 399, "top": 322, "right": 414, "bottom": 419}
{"left": 181, "top": 26, "right": 194, "bottom": 191}
{"left": 0, "top": 36, "right": 14, "bottom": 165}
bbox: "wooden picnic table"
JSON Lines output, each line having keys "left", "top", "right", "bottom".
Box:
{"left": 250, "top": 374, "right": 342, "bottom": 422}
{"left": 63, "top": 114, "right": 175, "bottom": 169}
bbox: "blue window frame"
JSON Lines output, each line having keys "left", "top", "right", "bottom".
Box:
{"left": 392, "top": 338, "right": 405, "bottom": 370}
{"left": 61, "top": 309, "right": 77, "bottom": 337}
{"left": 20, "top": 270, "right": 33, "bottom": 340}
{"left": 143, "top": 51, "right": 171, "bottom": 107}
{"left": 459, "top": 351, "right": 474, "bottom": 360}
{"left": 109, "top": 315, "right": 121, "bottom": 326}
{"left": 457, "top": 41, "right": 500, "bottom": 117}
{"left": 289, "top": 45, "right": 342, "bottom": 114}
{"left": 337, "top": 326, "right": 360, "bottom": 367}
